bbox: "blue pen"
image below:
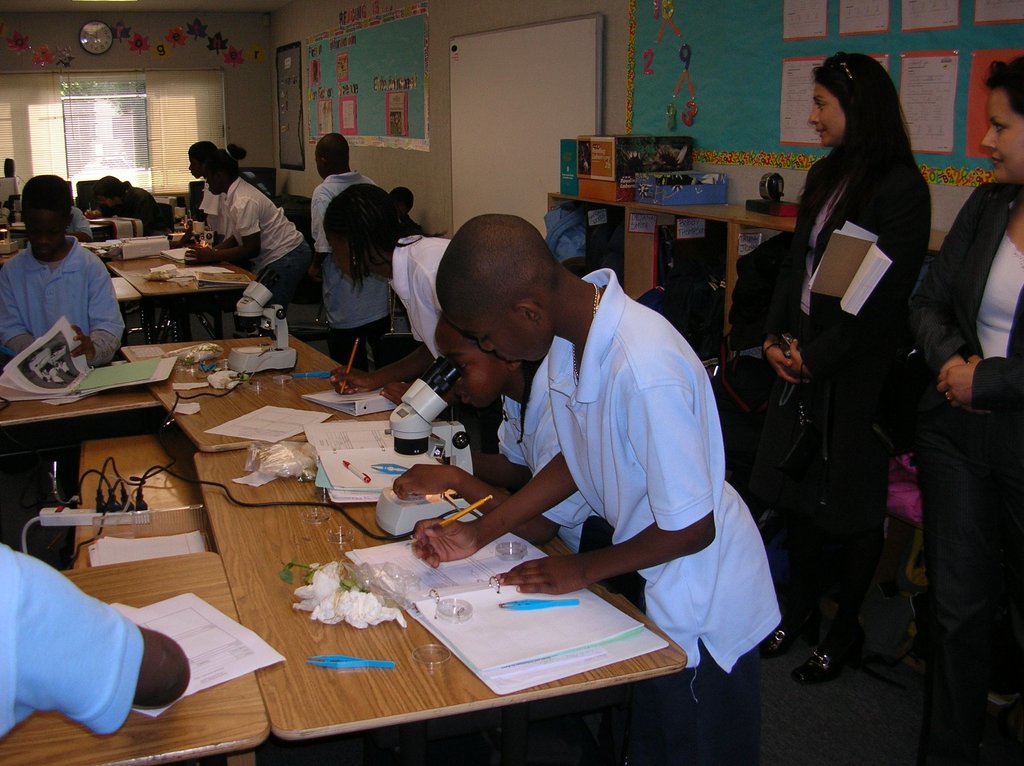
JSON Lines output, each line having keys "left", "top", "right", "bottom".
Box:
{"left": 498, "top": 599, "right": 580, "bottom": 611}
{"left": 292, "top": 371, "right": 332, "bottom": 378}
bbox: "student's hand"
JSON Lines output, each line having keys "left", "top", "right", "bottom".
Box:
{"left": 380, "top": 381, "right": 411, "bottom": 404}
{"left": 84, "top": 208, "right": 101, "bottom": 220}
{"left": 764, "top": 338, "right": 810, "bottom": 383}
{"left": 411, "top": 518, "right": 481, "bottom": 567}
{"left": 185, "top": 246, "right": 217, "bottom": 263}
{"left": 393, "top": 464, "right": 463, "bottom": 499}
{"left": 70, "top": 325, "right": 95, "bottom": 361}
{"left": 307, "top": 261, "right": 323, "bottom": 282}
{"left": 331, "top": 367, "right": 375, "bottom": 393}
{"left": 497, "top": 555, "right": 588, "bottom": 595}
{"left": 134, "top": 627, "right": 190, "bottom": 708}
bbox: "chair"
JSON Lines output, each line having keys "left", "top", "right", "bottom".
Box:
{"left": 286, "top": 272, "right": 330, "bottom": 344}
{"left": 75, "top": 179, "right": 99, "bottom": 211}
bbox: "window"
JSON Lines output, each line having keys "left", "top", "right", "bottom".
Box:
{"left": 0, "top": 70, "right": 224, "bottom": 196}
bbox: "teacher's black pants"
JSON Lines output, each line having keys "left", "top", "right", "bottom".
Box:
{"left": 916, "top": 403, "right": 1024, "bottom": 764}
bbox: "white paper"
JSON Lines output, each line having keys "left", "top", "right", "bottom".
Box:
{"left": 839, "top": 0, "right": 890, "bottom": 34}
{"left": 302, "top": 389, "right": 396, "bottom": 416}
{"left": 205, "top": 405, "right": 331, "bottom": 442}
{"left": 320, "top": 448, "right": 437, "bottom": 491}
{"left": 89, "top": 532, "right": 207, "bottom": 566}
{"left": 901, "top": 0, "right": 958, "bottom": 30}
{"left": 232, "top": 470, "right": 278, "bottom": 487}
{"left": 780, "top": 58, "right": 825, "bottom": 145}
{"left": 160, "top": 248, "right": 192, "bottom": 262}
{"left": 113, "top": 593, "right": 285, "bottom": 716}
{"left": 975, "top": 0, "right": 1024, "bottom": 23}
{"left": 305, "top": 420, "right": 392, "bottom": 452}
{"left": 0, "top": 317, "right": 87, "bottom": 396}
{"left": 900, "top": 53, "right": 958, "bottom": 154}
{"left": 841, "top": 244, "right": 892, "bottom": 315}
{"left": 174, "top": 402, "right": 201, "bottom": 415}
{"left": 783, "top": 0, "right": 828, "bottom": 39}
{"left": 173, "top": 382, "right": 208, "bottom": 390}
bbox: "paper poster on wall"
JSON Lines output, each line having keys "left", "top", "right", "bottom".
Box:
{"left": 783, "top": 0, "right": 828, "bottom": 40}
{"left": 839, "top": 0, "right": 890, "bottom": 35}
{"left": 780, "top": 56, "right": 824, "bottom": 145}
{"left": 966, "top": 48, "right": 1024, "bottom": 157}
{"left": 306, "top": 2, "right": 428, "bottom": 150}
{"left": 900, "top": 51, "right": 958, "bottom": 154}
{"left": 901, "top": 0, "right": 958, "bottom": 31}
{"left": 975, "top": 0, "right": 1024, "bottom": 24}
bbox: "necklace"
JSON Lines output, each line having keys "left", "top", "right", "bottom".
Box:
{"left": 572, "top": 282, "right": 603, "bottom": 383}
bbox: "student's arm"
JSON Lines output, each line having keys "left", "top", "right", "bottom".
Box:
{"left": 473, "top": 452, "right": 533, "bottom": 490}
{"left": 393, "top": 463, "right": 509, "bottom": 504}
{"left": 192, "top": 231, "right": 260, "bottom": 264}
{"left": 500, "top": 513, "right": 715, "bottom": 595}
{"left": 332, "top": 343, "right": 434, "bottom": 395}
{"left": 412, "top": 454, "right": 577, "bottom": 567}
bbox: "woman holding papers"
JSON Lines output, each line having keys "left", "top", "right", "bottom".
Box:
{"left": 909, "top": 56, "right": 1024, "bottom": 762}
{"left": 750, "top": 52, "right": 930, "bottom": 684}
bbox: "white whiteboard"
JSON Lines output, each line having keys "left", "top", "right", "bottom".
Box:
{"left": 450, "top": 15, "right": 603, "bottom": 233}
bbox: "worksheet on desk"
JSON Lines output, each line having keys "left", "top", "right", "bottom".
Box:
{"left": 114, "top": 593, "right": 284, "bottom": 716}
{"left": 205, "top": 405, "right": 330, "bottom": 442}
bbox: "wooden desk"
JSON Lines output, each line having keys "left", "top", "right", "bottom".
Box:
{"left": 107, "top": 257, "right": 251, "bottom": 342}
{"left": 0, "top": 552, "right": 269, "bottom": 766}
{"left": 194, "top": 449, "right": 686, "bottom": 747}
{"left": 0, "top": 388, "right": 159, "bottom": 429}
{"left": 73, "top": 433, "right": 206, "bottom": 569}
{"left": 122, "top": 337, "right": 348, "bottom": 452}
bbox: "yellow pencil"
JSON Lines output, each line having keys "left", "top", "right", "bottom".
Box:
{"left": 336, "top": 338, "right": 359, "bottom": 391}
{"left": 438, "top": 494, "right": 494, "bottom": 527}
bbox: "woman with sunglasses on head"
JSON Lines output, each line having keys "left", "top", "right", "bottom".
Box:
{"left": 750, "top": 53, "right": 930, "bottom": 684}
{"left": 910, "top": 56, "right": 1024, "bottom": 762}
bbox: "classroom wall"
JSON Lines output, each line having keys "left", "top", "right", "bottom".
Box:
{"left": 271, "top": 0, "right": 1003, "bottom": 235}
{"left": 270, "top": 0, "right": 628, "bottom": 236}
{"left": 0, "top": 12, "right": 274, "bottom": 182}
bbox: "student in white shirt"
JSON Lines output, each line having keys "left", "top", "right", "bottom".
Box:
{"left": 322, "top": 183, "right": 447, "bottom": 400}
{"left": 413, "top": 214, "right": 779, "bottom": 766}
{"left": 188, "top": 144, "right": 311, "bottom": 309}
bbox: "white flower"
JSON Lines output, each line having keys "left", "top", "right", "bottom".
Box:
{"left": 291, "top": 560, "right": 406, "bottom": 629}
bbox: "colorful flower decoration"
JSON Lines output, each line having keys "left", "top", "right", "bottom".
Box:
{"left": 54, "top": 46, "right": 75, "bottom": 68}
{"left": 113, "top": 21, "right": 131, "bottom": 42}
{"left": 223, "top": 46, "right": 244, "bottom": 66}
{"left": 165, "top": 27, "right": 187, "bottom": 47}
{"left": 7, "top": 31, "right": 29, "bottom": 52}
{"left": 206, "top": 32, "right": 228, "bottom": 52}
{"left": 32, "top": 45, "right": 55, "bottom": 67}
{"left": 128, "top": 33, "right": 150, "bottom": 54}
{"left": 186, "top": 17, "right": 208, "bottom": 40}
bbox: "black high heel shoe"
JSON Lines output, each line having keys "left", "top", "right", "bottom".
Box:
{"left": 759, "top": 608, "right": 821, "bottom": 659}
{"left": 790, "top": 627, "right": 864, "bottom": 685}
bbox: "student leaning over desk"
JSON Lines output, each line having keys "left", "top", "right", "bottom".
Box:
{"left": 86, "top": 175, "right": 168, "bottom": 237}
{"left": 0, "top": 175, "right": 123, "bottom": 365}
{"left": 188, "top": 144, "right": 312, "bottom": 310}
{"left": 413, "top": 215, "right": 780, "bottom": 766}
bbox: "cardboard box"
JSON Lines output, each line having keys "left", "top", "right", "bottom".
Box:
{"left": 560, "top": 139, "right": 578, "bottom": 196}
{"left": 635, "top": 172, "right": 728, "bottom": 206}
{"left": 577, "top": 135, "right": 695, "bottom": 202}
{"left": 578, "top": 178, "right": 618, "bottom": 202}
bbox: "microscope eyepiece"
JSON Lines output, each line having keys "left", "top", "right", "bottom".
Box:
{"left": 420, "top": 356, "right": 460, "bottom": 395}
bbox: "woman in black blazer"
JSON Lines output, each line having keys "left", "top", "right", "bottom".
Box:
{"left": 909, "top": 56, "right": 1024, "bottom": 763}
{"left": 750, "top": 52, "right": 930, "bottom": 684}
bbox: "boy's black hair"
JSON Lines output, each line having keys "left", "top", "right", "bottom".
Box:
{"left": 188, "top": 140, "right": 220, "bottom": 164}
{"left": 204, "top": 144, "right": 248, "bottom": 178}
{"left": 389, "top": 186, "right": 414, "bottom": 210}
{"left": 93, "top": 175, "right": 130, "bottom": 200}
{"left": 21, "top": 175, "right": 72, "bottom": 217}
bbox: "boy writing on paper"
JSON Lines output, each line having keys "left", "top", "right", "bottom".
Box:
{"left": 0, "top": 175, "right": 123, "bottom": 366}
{"left": 392, "top": 316, "right": 593, "bottom": 552}
{"left": 412, "top": 215, "right": 779, "bottom": 766}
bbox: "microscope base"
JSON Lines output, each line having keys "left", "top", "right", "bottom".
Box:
{"left": 227, "top": 346, "right": 297, "bottom": 374}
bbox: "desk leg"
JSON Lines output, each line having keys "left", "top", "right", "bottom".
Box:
{"left": 139, "top": 299, "right": 156, "bottom": 344}
{"left": 500, "top": 704, "right": 529, "bottom": 766}
{"left": 724, "top": 221, "right": 741, "bottom": 336}
{"left": 397, "top": 721, "right": 427, "bottom": 766}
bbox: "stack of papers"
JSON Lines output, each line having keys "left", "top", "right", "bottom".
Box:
{"left": 305, "top": 421, "right": 438, "bottom": 502}
{"left": 348, "top": 537, "right": 668, "bottom": 694}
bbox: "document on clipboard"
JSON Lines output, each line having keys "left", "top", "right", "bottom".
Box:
{"left": 809, "top": 222, "right": 891, "bottom": 316}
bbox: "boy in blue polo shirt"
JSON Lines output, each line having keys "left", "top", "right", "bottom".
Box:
{"left": 413, "top": 214, "right": 779, "bottom": 766}
{"left": 0, "top": 175, "right": 123, "bottom": 365}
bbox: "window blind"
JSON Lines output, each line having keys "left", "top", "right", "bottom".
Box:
{"left": 0, "top": 72, "right": 68, "bottom": 182}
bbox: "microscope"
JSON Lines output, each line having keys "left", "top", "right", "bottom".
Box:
{"left": 226, "top": 277, "right": 297, "bottom": 374}
{"left": 375, "top": 357, "right": 475, "bottom": 535}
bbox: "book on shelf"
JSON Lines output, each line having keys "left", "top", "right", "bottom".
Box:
{"left": 809, "top": 221, "right": 891, "bottom": 316}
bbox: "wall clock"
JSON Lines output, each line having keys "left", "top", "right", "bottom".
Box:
{"left": 79, "top": 21, "right": 113, "bottom": 55}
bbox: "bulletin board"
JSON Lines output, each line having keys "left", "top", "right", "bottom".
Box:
{"left": 450, "top": 15, "right": 603, "bottom": 232}
{"left": 627, "top": 0, "right": 1023, "bottom": 186}
{"left": 276, "top": 42, "right": 304, "bottom": 170}
{"left": 306, "top": 2, "right": 428, "bottom": 151}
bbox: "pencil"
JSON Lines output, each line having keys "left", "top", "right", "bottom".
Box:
{"left": 438, "top": 494, "right": 494, "bottom": 527}
{"left": 336, "top": 338, "right": 359, "bottom": 391}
